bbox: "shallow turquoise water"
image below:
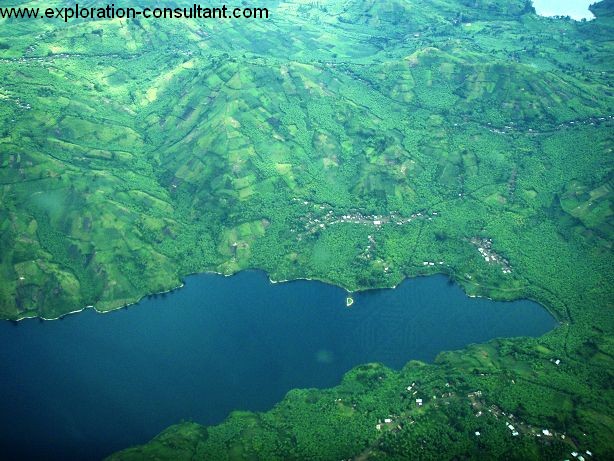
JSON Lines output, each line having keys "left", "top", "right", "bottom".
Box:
{"left": 0, "top": 272, "right": 556, "bottom": 460}
{"left": 532, "top": 0, "right": 598, "bottom": 20}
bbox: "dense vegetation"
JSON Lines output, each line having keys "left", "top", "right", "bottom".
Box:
{"left": 1, "top": 0, "right": 612, "bottom": 459}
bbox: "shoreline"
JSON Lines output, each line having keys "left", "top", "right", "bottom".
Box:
{"left": 9, "top": 267, "right": 564, "bottom": 328}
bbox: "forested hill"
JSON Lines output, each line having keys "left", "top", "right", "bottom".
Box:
{"left": 0, "top": 0, "right": 612, "bottom": 320}
{"left": 0, "top": 0, "right": 612, "bottom": 459}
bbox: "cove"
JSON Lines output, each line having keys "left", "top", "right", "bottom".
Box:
{"left": 0, "top": 272, "right": 556, "bottom": 460}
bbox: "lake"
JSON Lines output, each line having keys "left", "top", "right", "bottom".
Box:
{"left": 532, "top": 0, "right": 599, "bottom": 20}
{"left": 0, "top": 272, "right": 556, "bottom": 460}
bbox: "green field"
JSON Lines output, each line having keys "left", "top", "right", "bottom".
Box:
{"left": 1, "top": 0, "right": 613, "bottom": 459}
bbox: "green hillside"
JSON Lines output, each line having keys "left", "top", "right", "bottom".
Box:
{"left": 0, "top": 0, "right": 612, "bottom": 459}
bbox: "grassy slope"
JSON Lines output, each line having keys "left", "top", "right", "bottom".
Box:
{"left": 0, "top": 0, "right": 612, "bottom": 459}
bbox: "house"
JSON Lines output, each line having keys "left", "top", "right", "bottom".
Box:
{"left": 416, "top": 399, "right": 423, "bottom": 406}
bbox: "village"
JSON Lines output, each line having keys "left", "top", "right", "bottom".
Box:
{"left": 483, "top": 114, "right": 614, "bottom": 136}
{"left": 292, "top": 197, "right": 438, "bottom": 237}
{"left": 363, "top": 380, "right": 595, "bottom": 461}
{"left": 470, "top": 237, "right": 513, "bottom": 274}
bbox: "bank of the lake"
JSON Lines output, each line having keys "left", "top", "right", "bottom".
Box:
{"left": 0, "top": 272, "right": 556, "bottom": 460}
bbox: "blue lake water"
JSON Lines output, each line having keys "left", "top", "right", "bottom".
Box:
{"left": 0, "top": 272, "right": 556, "bottom": 460}
{"left": 532, "top": 0, "right": 598, "bottom": 20}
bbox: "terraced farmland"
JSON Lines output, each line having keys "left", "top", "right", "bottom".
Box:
{"left": 1, "top": 0, "right": 613, "bottom": 459}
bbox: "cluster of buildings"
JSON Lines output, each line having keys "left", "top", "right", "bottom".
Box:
{"left": 486, "top": 114, "right": 614, "bottom": 136}
{"left": 293, "top": 198, "right": 439, "bottom": 237}
{"left": 470, "top": 237, "right": 512, "bottom": 274}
